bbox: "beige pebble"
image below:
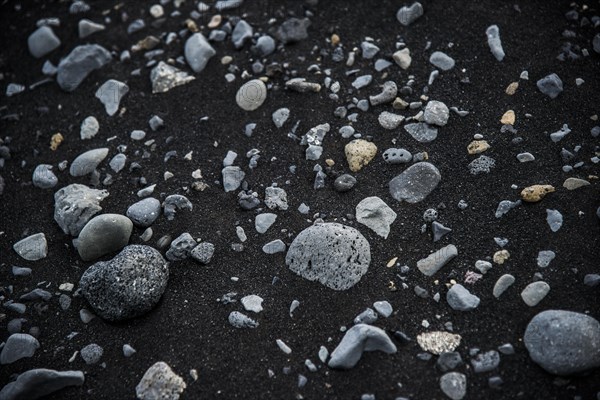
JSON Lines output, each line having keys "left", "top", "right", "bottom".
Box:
{"left": 505, "top": 82, "right": 519, "bottom": 95}
{"left": 208, "top": 15, "right": 222, "bottom": 29}
{"left": 345, "top": 139, "right": 377, "bottom": 172}
{"left": 331, "top": 34, "right": 340, "bottom": 46}
{"left": 325, "top": 159, "right": 335, "bottom": 167}
{"left": 185, "top": 19, "right": 199, "bottom": 32}
{"left": 393, "top": 97, "right": 408, "bottom": 110}
{"left": 50, "top": 133, "right": 64, "bottom": 151}
{"left": 493, "top": 250, "right": 510, "bottom": 264}
{"left": 563, "top": 177, "right": 590, "bottom": 190}
{"left": 520, "top": 184, "right": 555, "bottom": 202}
{"left": 500, "top": 110, "right": 515, "bottom": 125}
{"left": 386, "top": 257, "right": 398, "bottom": 268}
{"left": 221, "top": 56, "right": 233, "bottom": 65}
{"left": 467, "top": 140, "right": 490, "bottom": 155}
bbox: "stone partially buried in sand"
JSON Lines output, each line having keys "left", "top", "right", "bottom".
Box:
{"left": 286, "top": 222, "right": 371, "bottom": 291}
{"left": 184, "top": 32, "right": 216, "bottom": 73}
{"left": 345, "top": 139, "right": 377, "bottom": 172}
{"left": 389, "top": 162, "right": 441, "bottom": 203}
{"left": 79, "top": 245, "right": 169, "bottom": 321}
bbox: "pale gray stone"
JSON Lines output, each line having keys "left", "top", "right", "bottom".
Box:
{"left": 185, "top": 33, "right": 216, "bottom": 73}
{"left": 355, "top": 196, "right": 397, "bottom": 239}
{"left": 76, "top": 214, "right": 133, "bottom": 261}
{"left": 57, "top": 44, "right": 112, "bottom": 92}
{"left": 328, "top": 324, "right": 396, "bottom": 369}
{"left": 389, "top": 162, "right": 441, "bottom": 203}
{"left": 95, "top": 79, "right": 128, "bottom": 116}
{"left": 417, "top": 244, "right": 457, "bottom": 276}
{"left": 447, "top": 284, "right": 480, "bottom": 311}
{"left": 0, "top": 369, "right": 84, "bottom": 400}
{"left": 28, "top": 26, "right": 61, "bottom": 58}
{"left": 13, "top": 233, "right": 47, "bottom": 261}
{"left": 136, "top": 362, "right": 186, "bottom": 400}
{"left": 150, "top": 61, "right": 195, "bottom": 94}
{"left": 70, "top": 148, "right": 109, "bottom": 176}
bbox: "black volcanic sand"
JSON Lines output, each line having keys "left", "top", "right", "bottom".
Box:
{"left": 1, "top": 0, "right": 599, "bottom": 399}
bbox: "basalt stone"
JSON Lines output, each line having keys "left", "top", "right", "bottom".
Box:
{"left": 79, "top": 245, "right": 169, "bottom": 321}
{"left": 76, "top": 214, "right": 133, "bottom": 261}
{"left": 389, "top": 162, "right": 441, "bottom": 203}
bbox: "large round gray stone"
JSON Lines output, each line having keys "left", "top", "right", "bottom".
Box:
{"left": 285, "top": 222, "right": 371, "bottom": 291}
{"left": 76, "top": 214, "right": 133, "bottom": 261}
{"left": 389, "top": 162, "right": 441, "bottom": 203}
{"left": 79, "top": 245, "right": 169, "bottom": 321}
{"left": 524, "top": 310, "right": 600, "bottom": 375}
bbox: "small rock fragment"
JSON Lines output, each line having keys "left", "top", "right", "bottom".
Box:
{"left": 417, "top": 245, "right": 458, "bottom": 276}
{"left": 520, "top": 185, "right": 555, "bottom": 202}
{"left": 345, "top": 140, "right": 377, "bottom": 172}
{"left": 486, "top": 25, "right": 505, "bottom": 61}
{"left": 328, "top": 324, "right": 397, "bottom": 369}
{"left": 136, "top": 362, "right": 186, "bottom": 400}
{"left": 355, "top": 196, "right": 397, "bottom": 239}
{"left": 447, "top": 284, "right": 480, "bottom": 311}
{"left": 493, "top": 274, "right": 515, "bottom": 298}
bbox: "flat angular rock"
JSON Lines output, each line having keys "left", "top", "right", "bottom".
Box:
{"left": 79, "top": 245, "right": 169, "bottom": 321}
{"left": 70, "top": 148, "right": 109, "bottom": 176}
{"left": 286, "top": 222, "right": 371, "bottom": 291}
{"left": 328, "top": 324, "right": 397, "bottom": 369}
{"left": 431, "top": 221, "right": 452, "bottom": 242}
{"left": 546, "top": 209, "right": 563, "bottom": 232}
{"left": 447, "top": 284, "right": 480, "bottom": 311}
{"left": 236, "top": 79, "right": 267, "bottom": 111}
{"left": 417, "top": 244, "right": 457, "bottom": 276}
{"left": 389, "top": 162, "right": 441, "bottom": 203}
{"left": 136, "top": 362, "right": 186, "bottom": 400}
{"left": 185, "top": 33, "right": 216, "bottom": 73}
{"left": 13, "top": 233, "right": 47, "bottom": 261}
{"left": 127, "top": 198, "right": 161, "bottom": 227}
{"left": 521, "top": 281, "right": 550, "bottom": 306}
{"left": 524, "top": 310, "right": 600, "bottom": 375}
{"left": 28, "top": 26, "right": 61, "bottom": 58}
{"left": 404, "top": 122, "right": 438, "bottom": 142}
{"left": 396, "top": 2, "right": 424, "bottom": 26}
{"left": 0, "top": 369, "right": 84, "bottom": 400}
{"left": 255, "top": 213, "right": 277, "bottom": 234}
{"left": 57, "top": 44, "right": 112, "bottom": 92}
{"left": 429, "top": 51, "right": 455, "bottom": 71}
{"left": 537, "top": 73, "right": 563, "bottom": 99}
{"left": 0, "top": 333, "right": 40, "bottom": 364}
{"left": 264, "top": 186, "right": 288, "bottom": 210}
{"left": 96, "top": 79, "right": 128, "bottom": 116}
{"left": 241, "top": 295, "right": 263, "bottom": 313}
{"left": 355, "top": 196, "right": 397, "bottom": 239}
{"left": 54, "top": 184, "right": 109, "bottom": 236}
{"left": 150, "top": 61, "right": 195, "bottom": 94}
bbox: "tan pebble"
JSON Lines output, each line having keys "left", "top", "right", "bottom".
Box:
{"left": 505, "top": 82, "right": 519, "bottom": 95}
{"left": 221, "top": 56, "right": 233, "bottom": 65}
{"left": 386, "top": 257, "right": 398, "bottom": 268}
{"left": 591, "top": 114, "right": 598, "bottom": 121}
{"left": 388, "top": 281, "right": 397, "bottom": 291}
{"left": 467, "top": 140, "right": 490, "bottom": 155}
{"left": 208, "top": 15, "right": 222, "bottom": 29}
{"left": 331, "top": 34, "right": 340, "bottom": 46}
{"left": 563, "top": 177, "right": 590, "bottom": 190}
{"left": 50, "top": 133, "right": 64, "bottom": 151}
{"left": 185, "top": 19, "right": 199, "bottom": 32}
{"left": 500, "top": 110, "right": 515, "bottom": 125}
{"left": 493, "top": 250, "right": 510, "bottom": 264}
{"left": 325, "top": 159, "right": 335, "bottom": 167}
{"left": 520, "top": 184, "right": 555, "bottom": 202}
{"left": 345, "top": 139, "right": 377, "bottom": 172}
{"left": 393, "top": 97, "right": 409, "bottom": 110}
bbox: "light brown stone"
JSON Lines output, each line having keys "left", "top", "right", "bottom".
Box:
{"left": 208, "top": 15, "right": 222, "bottom": 29}
{"left": 345, "top": 139, "right": 377, "bottom": 172}
{"left": 505, "top": 82, "right": 519, "bottom": 95}
{"left": 500, "top": 110, "right": 515, "bottom": 125}
{"left": 467, "top": 140, "right": 490, "bottom": 154}
{"left": 493, "top": 250, "right": 510, "bottom": 265}
{"left": 331, "top": 34, "right": 340, "bottom": 46}
{"left": 50, "top": 133, "right": 64, "bottom": 151}
{"left": 520, "top": 185, "right": 555, "bottom": 202}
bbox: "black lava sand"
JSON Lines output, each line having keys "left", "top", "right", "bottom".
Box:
{"left": 1, "top": 0, "right": 599, "bottom": 399}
